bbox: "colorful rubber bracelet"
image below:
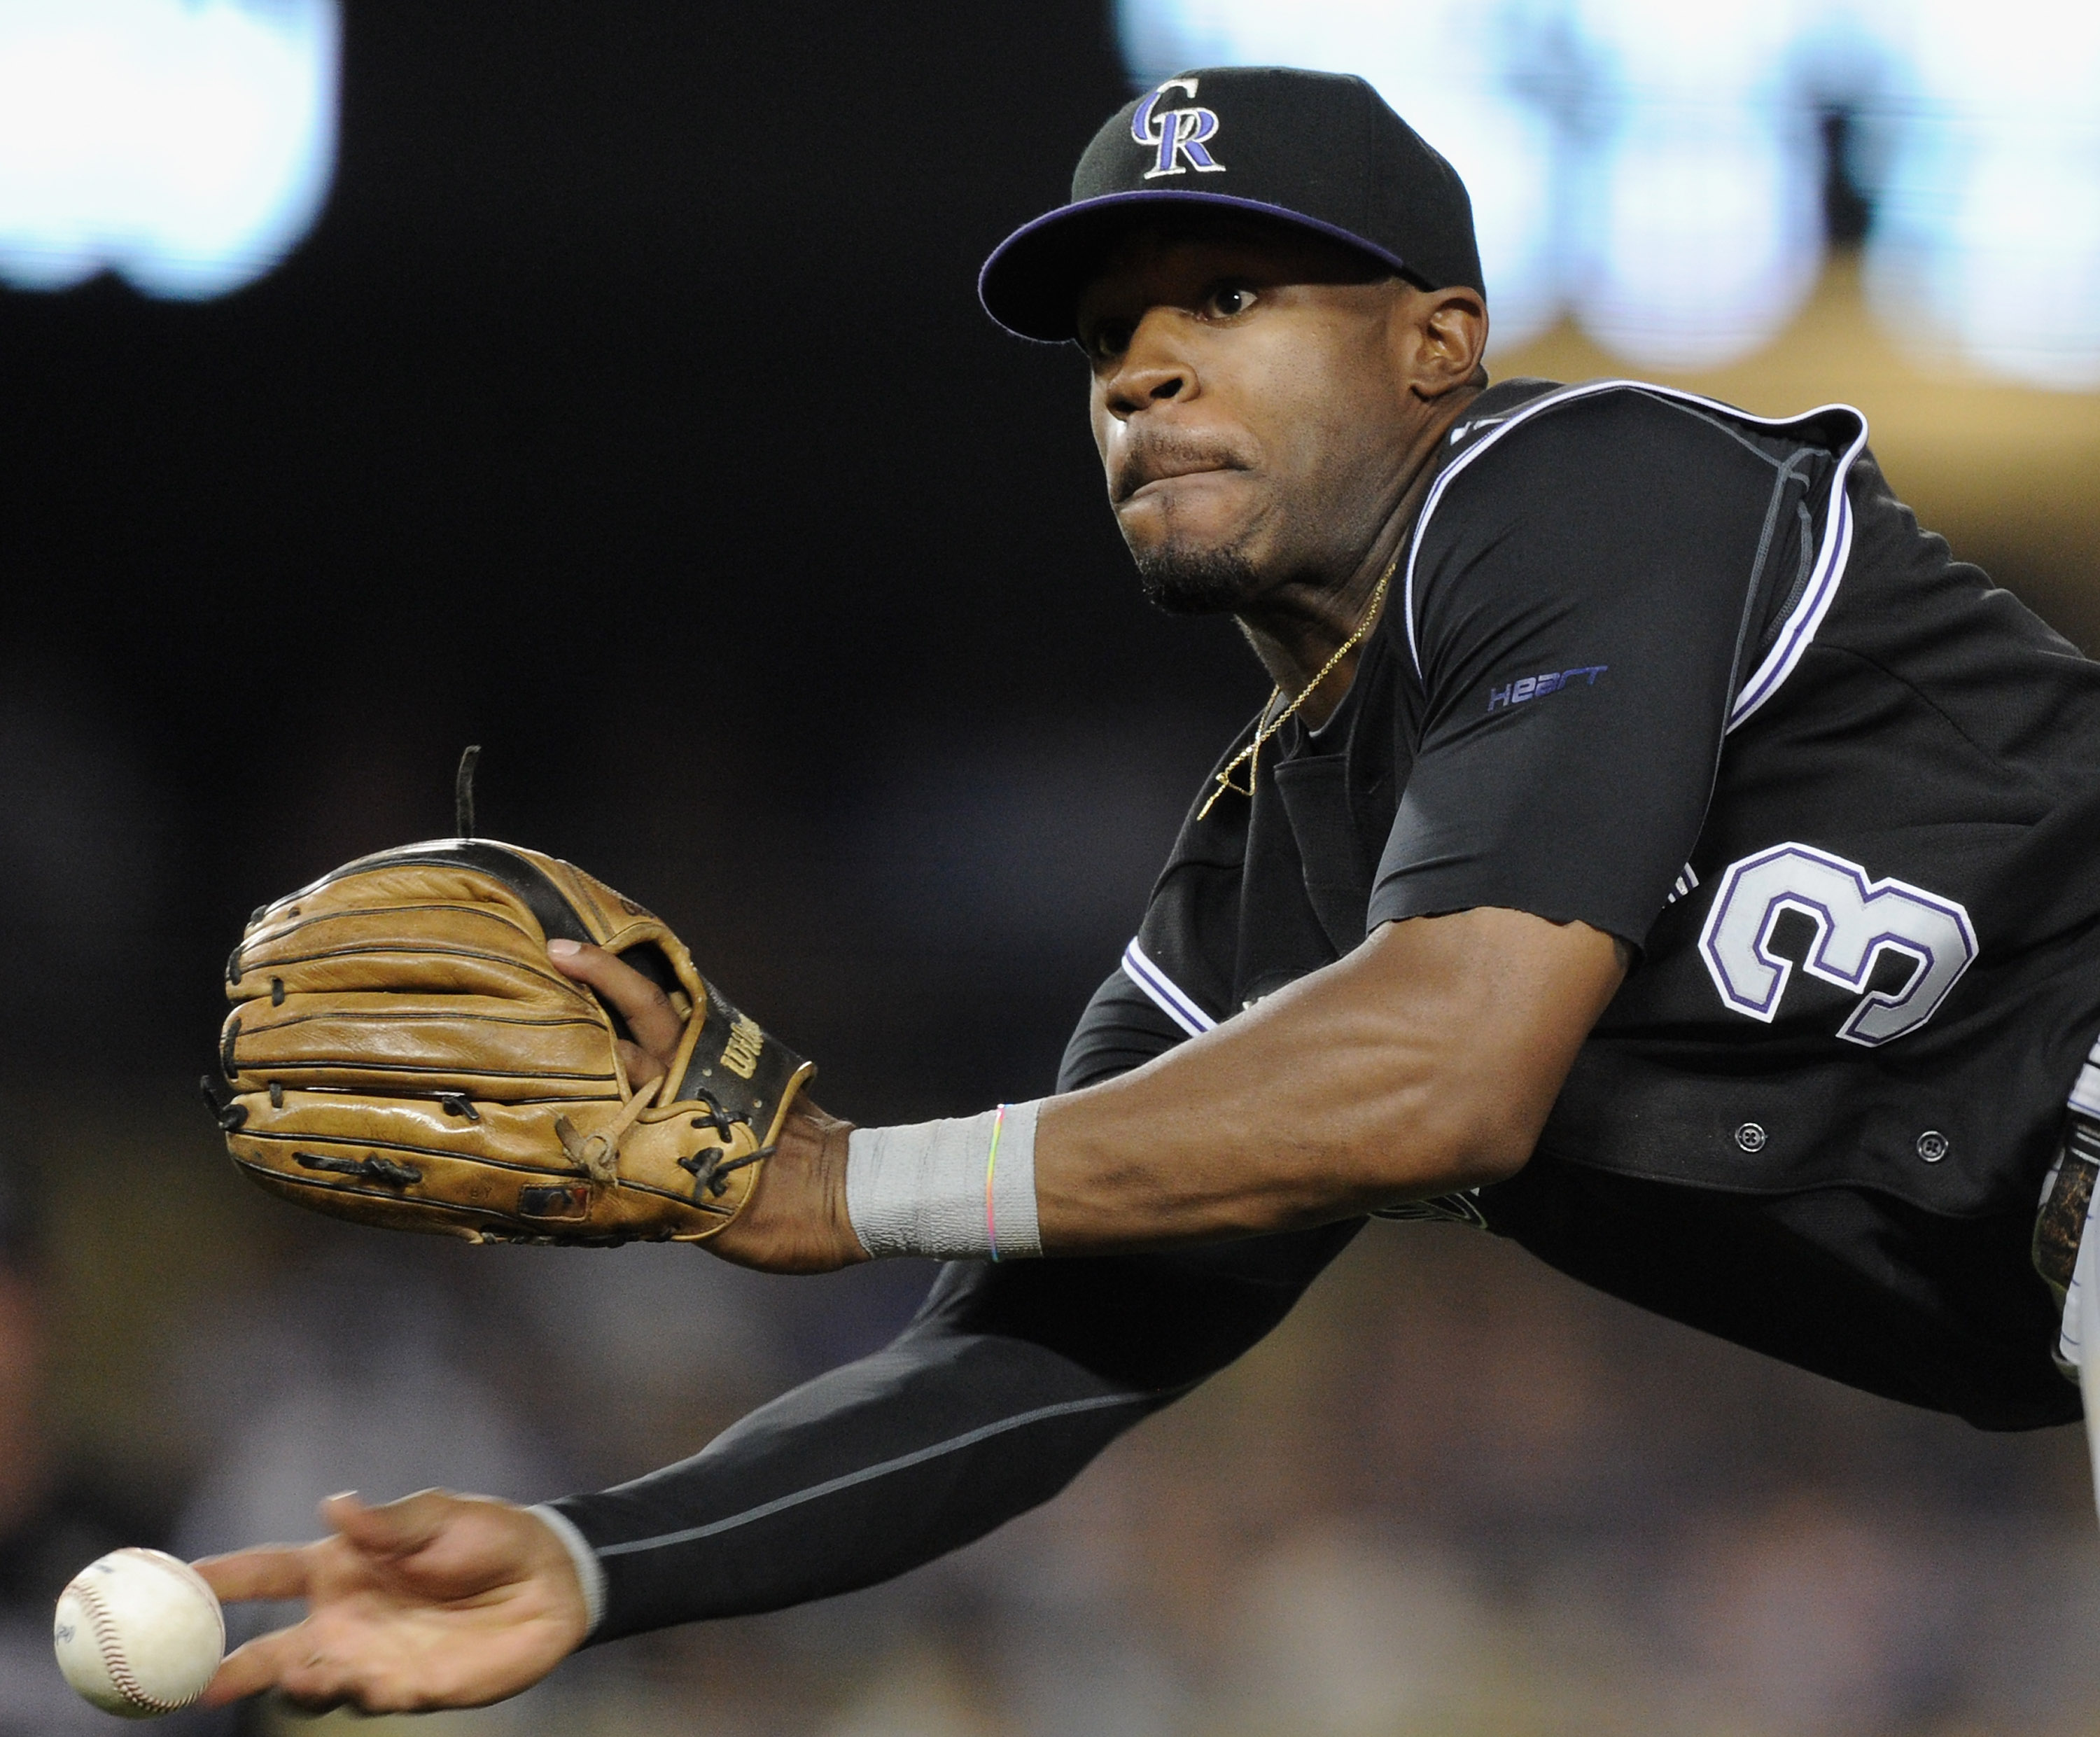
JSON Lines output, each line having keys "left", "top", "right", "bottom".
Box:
{"left": 985, "top": 1104, "right": 1009, "bottom": 1261}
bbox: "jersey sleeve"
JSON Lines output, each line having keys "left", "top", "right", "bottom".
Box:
{"left": 1057, "top": 967, "right": 1193, "bottom": 1091}
{"left": 1368, "top": 389, "right": 1793, "bottom": 949}
{"left": 544, "top": 1223, "right": 1361, "bottom": 1640}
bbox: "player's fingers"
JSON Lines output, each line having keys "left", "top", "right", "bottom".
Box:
{"left": 199, "top": 1624, "right": 314, "bottom": 1706}
{"left": 616, "top": 1035, "right": 667, "bottom": 1089}
{"left": 326, "top": 1487, "right": 461, "bottom": 1560}
{"left": 546, "top": 940, "right": 685, "bottom": 1063}
{"left": 276, "top": 1653, "right": 365, "bottom": 1715}
{"left": 191, "top": 1545, "right": 315, "bottom": 1605}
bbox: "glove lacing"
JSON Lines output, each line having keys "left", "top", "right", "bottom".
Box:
{"left": 554, "top": 1075, "right": 665, "bottom": 1185}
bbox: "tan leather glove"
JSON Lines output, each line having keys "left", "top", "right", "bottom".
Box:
{"left": 204, "top": 840, "right": 813, "bottom": 1246}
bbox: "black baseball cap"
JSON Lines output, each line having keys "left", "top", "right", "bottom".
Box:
{"left": 979, "top": 66, "right": 1484, "bottom": 343}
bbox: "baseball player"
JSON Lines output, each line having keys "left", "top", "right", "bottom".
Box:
{"left": 192, "top": 67, "right": 2100, "bottom": 1712}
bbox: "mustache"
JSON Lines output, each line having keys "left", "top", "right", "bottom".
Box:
{"left": 1110, "top": 433, "right": 1254, "bottom": 504}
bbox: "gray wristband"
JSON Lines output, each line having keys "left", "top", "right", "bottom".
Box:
{"left": 845, "top": 1101, "right": 1043, "bottom": 1260}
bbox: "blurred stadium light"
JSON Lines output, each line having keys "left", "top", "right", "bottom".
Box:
{"left": 0, "top": 0, "right": 338, "bottom": 300}
{"left": 1119, "top": 0, "right": 2100, "bottom": 388}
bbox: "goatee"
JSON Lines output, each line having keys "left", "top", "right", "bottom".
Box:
{"left": 1132, "top": 542, "right": 1261, "bottom": 616}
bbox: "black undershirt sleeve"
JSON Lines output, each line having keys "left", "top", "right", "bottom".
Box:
{"left": 1371, "top": 391, "right": 1795, "bottom": 949}
{"left": 548, "top": 969, "right": 1361, "bottom": 1642}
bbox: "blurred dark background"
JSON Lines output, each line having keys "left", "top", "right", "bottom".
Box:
{"left": 0, "top": 0, "right": 1260, "bottom": 1113}
{"left": 5, "top": 5, "right": 2100, "bottom": 1734}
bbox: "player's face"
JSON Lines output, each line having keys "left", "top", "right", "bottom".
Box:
{"left": 1077, "top": 221, "right": 1430, "bottom": 613}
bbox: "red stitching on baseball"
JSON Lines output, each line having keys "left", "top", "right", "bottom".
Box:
{"left": 74, "top": 1572, "right": 185, "bottom": 1715}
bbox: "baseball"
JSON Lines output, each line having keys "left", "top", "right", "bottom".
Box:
{"left": 53, "top": 1548, "right": 225, "bottom": 1718}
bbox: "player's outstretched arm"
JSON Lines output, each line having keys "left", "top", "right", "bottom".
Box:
{"left": 190, "top": 972, "right": 1356, "bottom": 1697}
{"left": 554, "top": 905, "right": 1625, "bottom": 1269}
{"left": 193, "top": 1491, "right": 590, "bottom": 1714}
{"left": 186, "top": 1233, "right": 1346, "bottom": 1705}
{"left": 1037, "top": 907, "right": 1626, "bottom": 1248}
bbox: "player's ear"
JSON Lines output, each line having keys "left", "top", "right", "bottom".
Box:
{"left": 1399, "top": 284, "right": 1487, "bottom": 400}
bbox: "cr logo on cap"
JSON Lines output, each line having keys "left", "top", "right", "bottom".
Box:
{"left": 1133, "top": 78, "right": 1224, "bottom": 180}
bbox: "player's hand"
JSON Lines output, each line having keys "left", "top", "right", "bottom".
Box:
{"left": 193, "top": 1491, "right": 589, "bottom": 1713}
{"left": 545, "top": 937, "right": 684, "bottom": 1089}
{"left": 547, "top": 940, "right": 867, "bottom": 1272}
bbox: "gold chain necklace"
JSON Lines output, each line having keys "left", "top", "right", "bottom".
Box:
{"left": 1198, "top": 547, "right": 1399, "bottom": 820}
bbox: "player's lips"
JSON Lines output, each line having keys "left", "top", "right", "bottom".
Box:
{"left": 1113, "top": 453, "right": 1251, "bottom": 505}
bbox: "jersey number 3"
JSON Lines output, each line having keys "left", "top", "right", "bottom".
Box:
{"left": 1698, "top": 844, "right": 1977, "bottom": 1045}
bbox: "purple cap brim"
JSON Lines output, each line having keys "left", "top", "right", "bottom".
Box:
{"left": 977, "top": 188, "right": 1413, "bottom": 343}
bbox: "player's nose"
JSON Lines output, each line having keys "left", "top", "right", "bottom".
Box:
{"left": 1100, "top": 312, "right": 1196, "bottom": 420}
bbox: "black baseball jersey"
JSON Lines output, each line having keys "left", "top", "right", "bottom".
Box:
{"left": 550, "top": 377, "right": 2100, "bottom": 1642}
{"left": 1112, "top": 376, "right": 2100, "bottom": 1430}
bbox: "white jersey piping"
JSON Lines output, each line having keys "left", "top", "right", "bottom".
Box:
{"left": 593, "top": 1390, "right": 1154, "bottom": 1560}
{"left": 1120, "top": 937, "right": 1217, "bottom": 1035}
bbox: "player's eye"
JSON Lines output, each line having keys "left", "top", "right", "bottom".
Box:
{"left": 1086, "top": 318, "right": 1135, "bottom": 361}
{"left": 1203, "top": 281, "right": 1259, "bottom": 319}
